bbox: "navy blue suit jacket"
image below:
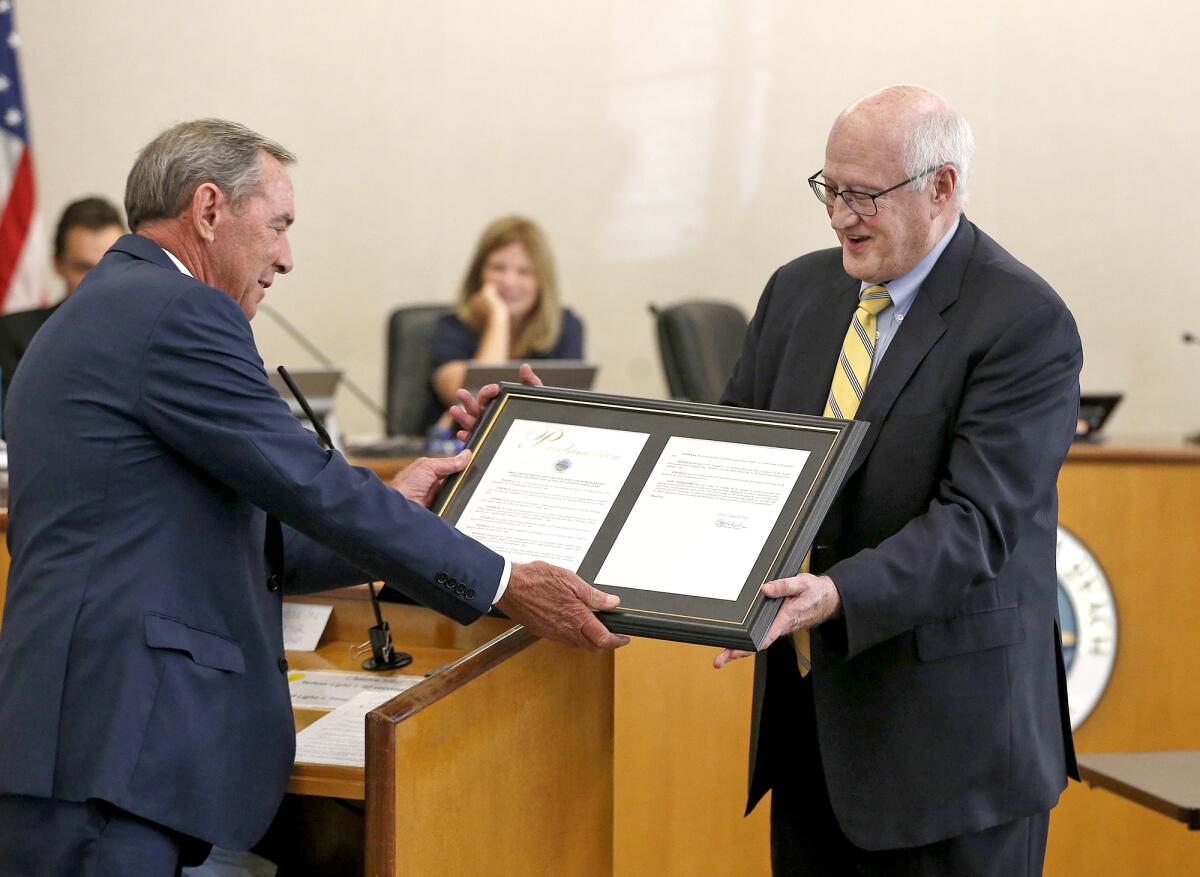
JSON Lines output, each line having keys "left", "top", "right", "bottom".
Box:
{"left": 728, "top": 219, "right": 1082, "bottom": 850}
{"left": 0, "top": 235, "right": 503, "bottom": 849}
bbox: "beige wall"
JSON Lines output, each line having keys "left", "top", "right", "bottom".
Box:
{"left": 17, "top": 0, "right": 1198, "bottom": 438}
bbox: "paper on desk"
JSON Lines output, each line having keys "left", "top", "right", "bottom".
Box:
{"left": 281, "top": 603, "right": 333, "bottom": 651}
{"left": 287, "top": 670, "right": 423, "bottom": 710}
{"left": 294, "top": 689, "right": 397, "bottom": 767}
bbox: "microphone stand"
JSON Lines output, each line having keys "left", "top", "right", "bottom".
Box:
{"left": 260, "top": 303, "right": 387, "bottom": 423}
{"left": 276, "top": 366, "right": 412, "bottom": 671}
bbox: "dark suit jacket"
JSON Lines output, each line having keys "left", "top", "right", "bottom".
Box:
{"left": 0, "top": 235, "right": 503, "bottom": 849}
{"left": 0, "top": 303, "right": 57, "bottom": 397}
{"left": 725, "top": 218, "right": 1082, "bottom": 850}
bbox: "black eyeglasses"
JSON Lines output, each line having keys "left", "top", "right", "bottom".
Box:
{"left": 808, "top": 166, "right": 941, "bottom": 217}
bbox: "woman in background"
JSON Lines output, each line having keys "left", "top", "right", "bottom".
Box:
{"left": 424, "top": 215, "right": 583, "bottom": 433}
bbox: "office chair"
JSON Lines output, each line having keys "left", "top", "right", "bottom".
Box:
{"left": 385, "top": 304, "right": 451, "bottom": 436}
{"left": 649, "top": 300, "right": 749, "bottom": 404}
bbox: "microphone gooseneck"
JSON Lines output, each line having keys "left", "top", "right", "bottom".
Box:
{"left": 276, "top": 365, "right": 411, "bottom": 670}
{"left": 276, "top": 366, "right": 334, "bottom": 450}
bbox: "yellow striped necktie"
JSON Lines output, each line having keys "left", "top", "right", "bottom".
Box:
{"left": 823, "top": 285, "right": 893, "bottom": 421}
{"left": 793, "top": 284, "right": 892, "bottom": 675}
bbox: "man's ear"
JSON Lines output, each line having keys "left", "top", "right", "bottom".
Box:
{"left": 190, "top": 182, "right": 224, "bottom": 243}
{"left": 928, "top": 165, "right": 958, "bottom": 218}
{"left": 931, "top": 165, "right": 958, "bottom": 208}
{"left": 52, "top": 256, "right": 68, "bottom": 282}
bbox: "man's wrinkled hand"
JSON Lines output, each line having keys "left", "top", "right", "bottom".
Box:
{"left": 449, "top": 363, "right": 544, "bottom": 442}
{"left": 713, "top": 573, "right": 841, "bottom": 669}
{"left": 497, "top": 560, "right": 629, "bottom": 651}
{"left": 388, "top": 449, "right": 472, "bottom": 508}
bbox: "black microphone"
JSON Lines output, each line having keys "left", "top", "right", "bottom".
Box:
{"left": 276, "top": 366, "right": 334, "bottom": 450}
{"left": 276, "top": 366, "right": 412, "bottom": 672}
{"left": 259, "top": 302, "right": 387, "bottom": 423}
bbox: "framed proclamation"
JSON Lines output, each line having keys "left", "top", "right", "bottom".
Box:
{"left": 434, "top": 385, "right": 867, "bottom": 650}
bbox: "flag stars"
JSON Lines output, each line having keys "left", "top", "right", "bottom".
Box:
{"left": 7, "top": 31, "right": 19, "bottom": 50}
{"left": 0, "top": 1, "right": 12, "bottom": 14}
{"left": 4, "top": 107, "right": 21, "bottom": 128}
{"left": 0, "top": 75, "right": 9, "bottom": 93}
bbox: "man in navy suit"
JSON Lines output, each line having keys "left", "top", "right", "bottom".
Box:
{"left": 710, "top": 87, "right": 1082, "bottom": 875}
{"left": 0, "top": 119, "right": 626, "bottom": 876}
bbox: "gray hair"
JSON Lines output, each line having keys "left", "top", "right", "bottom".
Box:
{"left": 125, "top": 119, "right": 296, "bottom": 231}
{"left": 903, "top": 109, "right": 975, "bottom": 205}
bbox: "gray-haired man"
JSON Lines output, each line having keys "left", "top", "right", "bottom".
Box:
{"left": 711, "top": 85, "right": 1082, "bottom": 876}
{"left": 0, "top": 118, "right": 625, "bottom": 875}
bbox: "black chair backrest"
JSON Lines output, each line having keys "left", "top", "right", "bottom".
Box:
{"left": 385, "top": 304, "right": 452, "bottom": 436}
{"left": 650, "top": 300, "right": 749, "bottom": 404}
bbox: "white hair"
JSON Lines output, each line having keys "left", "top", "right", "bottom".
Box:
{"left": 903, "top": 109, "right": 975, "bottom": 205}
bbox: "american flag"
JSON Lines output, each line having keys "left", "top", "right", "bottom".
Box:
{"left": 0, "top": 0, "right": 49, "bottom": 314}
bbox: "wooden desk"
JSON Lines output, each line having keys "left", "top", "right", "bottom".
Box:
{"left": 347, "top": 455, "right": 417, "bottom": 481}
{"left": 1078, "top": 751, "right": 1200, "bottom": 830}
{"left": 286, "top": 588, "right": 615, "bottom": 876}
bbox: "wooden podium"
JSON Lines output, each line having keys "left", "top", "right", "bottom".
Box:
{"left": 286, "top": 588, "right": 614, "bottom": 876}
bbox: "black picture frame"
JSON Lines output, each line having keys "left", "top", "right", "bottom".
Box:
{"left": 434, "top": 384, "right": 867, "bottom": 650}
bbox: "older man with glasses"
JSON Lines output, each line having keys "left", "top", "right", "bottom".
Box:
{"left": 712, "top": 85, "right": 1083, "bottom": 875}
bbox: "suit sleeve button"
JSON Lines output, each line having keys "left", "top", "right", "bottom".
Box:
{"left": 435, "top": 572, "right": 448, "bottom": 585}
{"left": 278, "top": 657, "right": 288, "bottom": 672}
{"left": 455, "top": 584, "right": 466, "bottom": 595}
{"left": 267, "top": 574, "right": 282, "bottom": 592}
{"left": 466, "top": 589, "right": 476, "bottom": 600}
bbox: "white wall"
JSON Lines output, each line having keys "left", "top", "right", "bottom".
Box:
{"left": 17, "top": 0, "right": 1199, "bottom": 437}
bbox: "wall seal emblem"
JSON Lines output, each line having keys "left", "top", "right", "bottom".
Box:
{"left": 1056, "top": 525, "right": 1118, "bottom": 729}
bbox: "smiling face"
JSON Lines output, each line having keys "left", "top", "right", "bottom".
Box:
{"left": 207, "top": 153, "right": 294, "bottom": 319}
{"left": 820, "top": 93, "right": 958, "bottom": 284}
{"left": 481, "top": 241, "right": 540, "bottom": 323}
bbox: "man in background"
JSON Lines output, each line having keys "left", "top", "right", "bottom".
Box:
{"left": 0, "top": 196, "right": 124, "bottom": 392}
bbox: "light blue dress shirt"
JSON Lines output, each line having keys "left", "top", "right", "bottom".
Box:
{"left": 866, "top": 216, "right": 960, "bottom": 379}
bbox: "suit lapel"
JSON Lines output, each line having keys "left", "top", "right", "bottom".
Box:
{"left": 782, "top": 269, "right": 860, "bottom": 415}
{"left": 841, "top": 218, "right": 977, "bottom": 478}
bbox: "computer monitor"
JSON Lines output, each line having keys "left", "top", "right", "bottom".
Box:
{"left": 1075, "top": 393, "right": 1122, "bottom": 442}
{"left": 267, "top": 367, "right": 344, "bottom": 452}
{"left": 461, "top": 360, "right": 599, "bottom": 392}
